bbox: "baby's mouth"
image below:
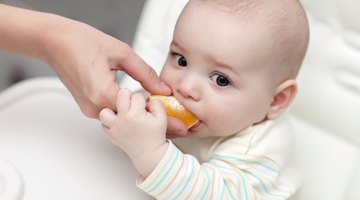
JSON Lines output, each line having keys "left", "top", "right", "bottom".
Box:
{"left": 189, "top": 120, "right": 202, "bottom": 131}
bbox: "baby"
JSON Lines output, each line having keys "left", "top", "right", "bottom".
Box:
{"left": 100, "top": 0, "right": 309, "bottom": 199}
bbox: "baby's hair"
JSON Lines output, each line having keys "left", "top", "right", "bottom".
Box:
{"left": 264, "top": 0, "right": 309, "bottom": 79}
{"left": 199, "top": 0, "right": 258, "bottom": 12}
{"left": 196, "top": 0, "right": 310, "bottom": 80}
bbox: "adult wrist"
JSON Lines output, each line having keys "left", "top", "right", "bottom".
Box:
{"left": 36, "top": 13, "right": 73, "bottom": 64}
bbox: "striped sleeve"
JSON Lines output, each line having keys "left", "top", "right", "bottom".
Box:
{"left": 136, "top": 140, "right": 294, "bottom": 200}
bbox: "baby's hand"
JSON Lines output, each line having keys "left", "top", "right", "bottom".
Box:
{"left": 99, "top": 89, "right": 168, "bottom": 161}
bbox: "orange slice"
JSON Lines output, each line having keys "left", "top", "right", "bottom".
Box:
{"left": 149, "top": 95, "right": 199, "bottom": 129}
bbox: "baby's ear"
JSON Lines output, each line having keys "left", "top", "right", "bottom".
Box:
{"left": 266, "top": 80, "right": 297, "bottom": 120}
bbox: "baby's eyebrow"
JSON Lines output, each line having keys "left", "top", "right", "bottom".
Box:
{"left": 170, "top": 40, "right": 186, "bottom": 53}
{"left": 206, "top": 54, "right": 238, "bottom": 75}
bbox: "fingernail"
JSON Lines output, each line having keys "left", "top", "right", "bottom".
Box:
{"left": 160, "top": 81, "right": 168, "bottom": 88}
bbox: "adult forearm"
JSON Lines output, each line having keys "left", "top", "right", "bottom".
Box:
{"left": 0, "top": 4, "right": 49, "bottom": 59}
{"left": 0, "top": 3, "right": 84, "bottom": 63}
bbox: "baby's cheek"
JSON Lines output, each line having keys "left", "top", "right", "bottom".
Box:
{"left": 160, "top": 65, "right": 181, "bottom": 87}
{"left": 209, "top": 107, "right": 250, "bottom": 135}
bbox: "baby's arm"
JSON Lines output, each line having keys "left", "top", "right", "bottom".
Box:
{"left": 99, "top": 89, "right": 169, "bottom": 177}
{"left": 137, "top": 142, "right": 294, "bottom": 200}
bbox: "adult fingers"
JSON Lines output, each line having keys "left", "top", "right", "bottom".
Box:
{"left": 73, "top": 67, "right": 119, "bottom": 119}
{"left": 96, "top": 70, "right": 120, "bottom": 113}
{"left": 115, "top": 45, "right": 171, "bottom": 95}
{"left": 116, "top": 88, "right": 131, "bottom": 114}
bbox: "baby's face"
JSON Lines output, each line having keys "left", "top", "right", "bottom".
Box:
{"left": 160, "top": 1, "right": 279, "bottom": 137}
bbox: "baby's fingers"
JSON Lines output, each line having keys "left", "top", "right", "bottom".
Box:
{"left": 99, "top": 108, "right": 116, "bottom": 128}
{"left": 130, "top": 93, "right": 147, "bottom": 112}
{"left": 148, "top": 99, "right": 166, "bottom": 120}
{"left": 166, "top": 117, "right": 188, "bottom": 138}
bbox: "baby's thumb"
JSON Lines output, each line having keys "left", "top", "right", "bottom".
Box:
{"left": 148, "top": 99, "right": 166, "bottom": 120}
{"left": 99, "top": 108, "right": 116, "bottom": 127}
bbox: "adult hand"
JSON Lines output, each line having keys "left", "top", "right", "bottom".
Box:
{"left": 43, "top": 22, "right": 188, "bottom": 137}
{"left": 40, "top": 17, "right": 171, "bottom": 118}
{"left": 0, "top": 4, "right": 171, "bottom": 118}
{"left": 0, "top": 4, "right": 187, "bottom": 136}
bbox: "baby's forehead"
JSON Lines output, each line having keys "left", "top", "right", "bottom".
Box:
{"left": 190, "top": 0, "right": 309, "bottom": 78}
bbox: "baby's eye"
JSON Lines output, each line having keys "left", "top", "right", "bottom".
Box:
{"left": 210, "top": 74, "right": 230, "bottom": 87}
{"left": 174, "top": 54, "right": 187, "bottom": 67}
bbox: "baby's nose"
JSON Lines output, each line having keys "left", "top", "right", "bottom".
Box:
{"left": 177, "top": 74, "right": 201, "bottom": 100}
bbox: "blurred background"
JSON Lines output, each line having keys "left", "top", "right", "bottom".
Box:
{"left": 0, "top": 0, "right": 145, "bottom": 91}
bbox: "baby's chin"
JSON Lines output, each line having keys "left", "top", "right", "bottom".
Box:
{"left": 191, "top": 128, "right": 243, "bottom": 139}
{"left": 187, "top": 121, "right": 208, "bottom": 137}
{"left": 187, "top": 128, "right": 217, "bottom": 139}
{"left": 187, "top": 121, "right": 240, "bottom": 138}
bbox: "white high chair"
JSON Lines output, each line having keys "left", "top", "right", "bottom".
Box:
{"left": 1, "top": 0, "right": 360, "bottom": 199}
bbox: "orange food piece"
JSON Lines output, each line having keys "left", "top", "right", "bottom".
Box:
{"left": 149, "top": 95, "right": 199, "bottom": 129}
